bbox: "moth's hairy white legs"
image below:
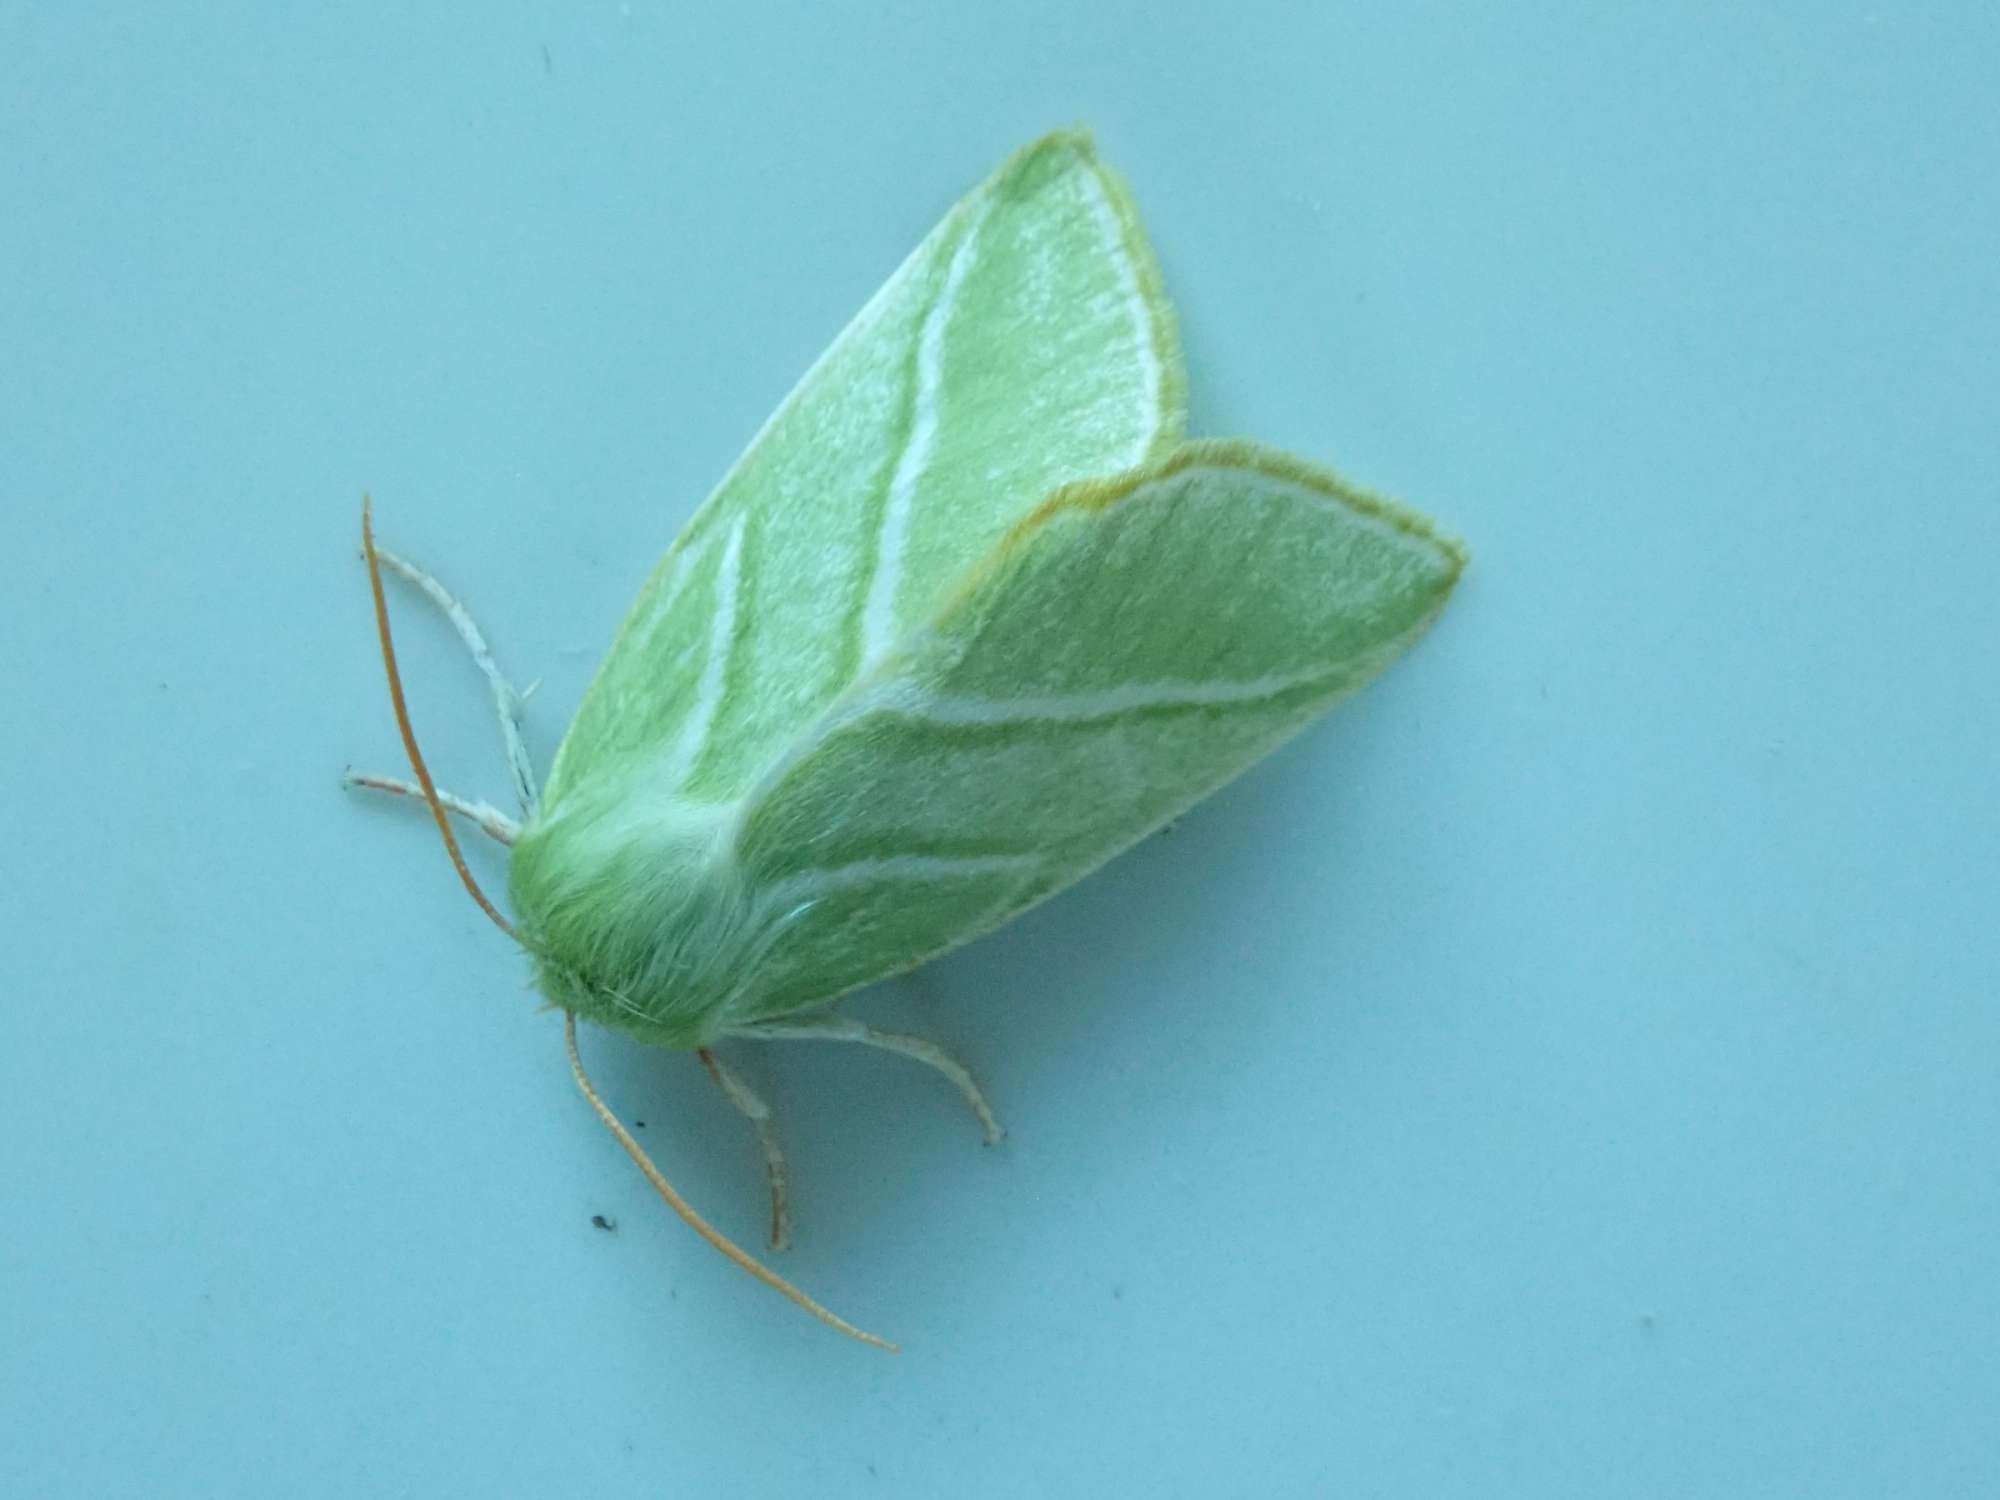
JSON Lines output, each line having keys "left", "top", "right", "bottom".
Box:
{"left": 371, "top": 545, "right": 540, "bottom": 816}
{"left": 696, "top": 1049, "right": 792, "bottom": 1252}
{"left": 341, "top": 770, "right": 521, "bottom": 848}
{"left": 730, "top": 1017, "right": 1004, "bottom": 1146}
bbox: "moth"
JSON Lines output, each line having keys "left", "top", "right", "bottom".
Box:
{"left": 351, "top": 131, "right": 1465, "bottom": 1348}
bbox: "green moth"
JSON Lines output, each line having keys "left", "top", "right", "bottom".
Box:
{"left": 352, "top": 130, "right": 1464, "bottom": 1348}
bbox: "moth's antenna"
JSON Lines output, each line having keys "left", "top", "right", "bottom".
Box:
{"left": 565, "top": 1013, "right": 898, "bottom": 1353}
{"left": 362, "top": 496, "right": 516, "bottom": 939}
{"left": 364, "top": 500, "right": 889, "bottom": 1351}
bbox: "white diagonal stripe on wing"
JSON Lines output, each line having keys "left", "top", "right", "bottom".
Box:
{"left": 899, "top": 667, "right": 1340, "bottom": 727}
{"left": 766, "top": 852, "right": 1041, "bottom": 906}
{"left": 661, "top": 513, "right": 747, "bottom": 788}
{"left": 858, "top": 199, "right": 992, "bottom": 670}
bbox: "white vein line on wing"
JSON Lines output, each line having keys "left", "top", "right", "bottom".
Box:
{"left": 1078, "top": 164, "right": 1161, "bottom": 462}
{"left": 890, "top": 668, "right": 1341, "bottom": 727}
{"left": 676, "top": 205, "right": 946, "bottom": 560}
{"left": 661, "top": 513, "right": 746, "bottom": 787}
{"left": 858, "top": 200, "right": 991, "bottom": 670}
{"left": 727, "top": 665, "right": 1338, "bottom": 827}
{"left": 768, "top": 853, "right": 1042, "bottom": 906}
{"left": 633, "top": 526, "right": 710, "bottom": 644}
{"left": 548, "top": 525, "right": 718, "bottom": 794}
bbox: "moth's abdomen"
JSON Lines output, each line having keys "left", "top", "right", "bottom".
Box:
{"left": 507, "top": 781, "right": 754, "bottom": 1049}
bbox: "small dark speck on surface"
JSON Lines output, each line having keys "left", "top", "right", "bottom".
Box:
{"left": 1111, "top": 1285, "right": 1124, "bottom": 1301}
{"left": 633, "top": 1120, "right": 645, "bottom": 1129}
{"left": 1639, "top": 1312, "right": 1658, "bottom": 1331}
{"left": 591, "top": 1214, "right": 616, "bottom": 1232}
{"left": 540, "top": 42, "right": 553, "bottom": 75}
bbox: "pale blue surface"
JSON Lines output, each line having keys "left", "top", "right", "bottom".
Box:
{"left": 3, "top": 5, "right": 1996, "bottom": 1495}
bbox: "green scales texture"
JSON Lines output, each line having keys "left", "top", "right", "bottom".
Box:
{"left": 508, "top": 133, "right": 1465, "bottom": 1047}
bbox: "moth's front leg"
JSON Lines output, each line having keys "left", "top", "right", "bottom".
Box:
{"left": 366, "top": 542, "right": 540, "bottom": 817}
{"left": 341, "top": 770, "right": 521, "bottom": 847}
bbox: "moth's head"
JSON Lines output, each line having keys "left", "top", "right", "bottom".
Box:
{"left": 507, "top": 788, "right": 752, "bottom": 1049}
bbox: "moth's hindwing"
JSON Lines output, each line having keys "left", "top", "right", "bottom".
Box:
{"left": 725, "top": 442, "right": 1466, "bottom": 1022}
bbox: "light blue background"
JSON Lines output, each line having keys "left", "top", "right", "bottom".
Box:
{"left": 4, "top": 4, "right": 1995, "bottom": 1495}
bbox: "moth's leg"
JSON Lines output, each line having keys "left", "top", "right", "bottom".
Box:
{"left": 730, "top": 1016, "right": 1004, "bottom": 1146}
{"left": 697, "top": 1048, "right": 793, "bottom": 1251}
{"left": 371, "top": 545, "right": 540, "bottom": 816}
{"left": 341, "top": 770, "right": 521, "bottom": 848}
